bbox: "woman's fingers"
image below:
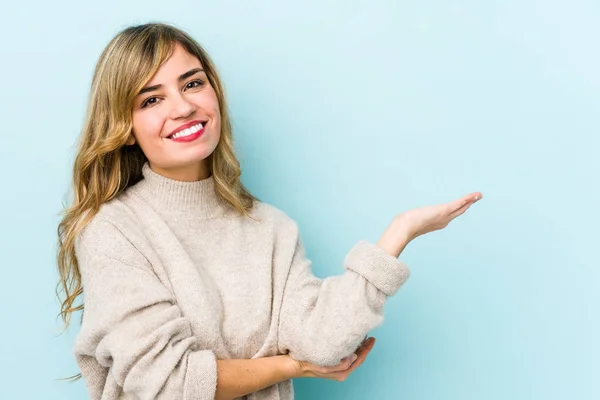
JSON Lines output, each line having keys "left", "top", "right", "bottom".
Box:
{"left": 340, "top": 337, "right": 376, "bottom": 374}
{"left": 317, "top": 337, "right": 376, "bottom": 375}
{"left": 332, "top": 337, "right": 376, "bottom": 381}
{"left": 448, "top": 192, "right": 482, "bottom": 216}
{"left": 357, "top": 337, "right": 376, "bottom": 358}
{"left": 316, "top": 355, "right": 357, "bottom": 374}
{"left": 348, "top": 337, "right": 375, "bottom": 372}
{"left": 449, "top": 196, "right": 479, "bottom": 218}
{"left": 303, "top": 337, "right": 377, "bottom": 382}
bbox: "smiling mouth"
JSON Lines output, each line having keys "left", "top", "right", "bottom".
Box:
{"left": 167, "top": 121, "right": 207, "bottom": 139}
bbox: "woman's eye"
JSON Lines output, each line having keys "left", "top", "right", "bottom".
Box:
{"left": 140, "top": 80, "right": 204, "bottom": 109}
{"left": 141, "top": 97, "right": 158, "bottom": 108}
{"left": 186, "top": 79, "right": 204, "bottom": 89}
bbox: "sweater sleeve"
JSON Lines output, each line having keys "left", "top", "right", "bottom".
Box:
{"left": 74, "top": 216, "right": 218, "bottom": 400}
{"left": 276, "top": 218, "right": 410, "bottom": 367}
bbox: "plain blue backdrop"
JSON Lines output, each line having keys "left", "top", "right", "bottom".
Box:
{"left": 0, "top": 1, "right": 598, "bottom": 399}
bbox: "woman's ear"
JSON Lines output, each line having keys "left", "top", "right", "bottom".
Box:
{"left": 125, "top": 133, "right": 136, "bottom": 146}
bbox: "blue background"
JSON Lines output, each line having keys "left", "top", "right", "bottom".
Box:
{"left": 1, "top": 1, "right": 598, "bottom": 399}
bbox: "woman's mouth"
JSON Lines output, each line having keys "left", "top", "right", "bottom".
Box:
{"left": 167, "top": 121, "right": 206, "bottom": 142}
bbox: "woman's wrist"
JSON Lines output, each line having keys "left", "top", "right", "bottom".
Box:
{"left": 376, "top": 219, "right": 413, "bottom": 258}
{"left": 282, "top": 354, "right": 306, "bottom": 378}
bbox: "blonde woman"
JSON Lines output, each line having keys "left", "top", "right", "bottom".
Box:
{"left": 56, "top": 22, "right": 483, "bottom": 400}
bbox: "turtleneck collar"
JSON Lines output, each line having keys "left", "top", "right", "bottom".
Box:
{"left": 132, "top": 161, "right": 229, "bottom": 219}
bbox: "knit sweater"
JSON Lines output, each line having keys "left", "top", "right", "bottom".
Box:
{"left": 73, "top": 162, "right": 410, "bottom": 400}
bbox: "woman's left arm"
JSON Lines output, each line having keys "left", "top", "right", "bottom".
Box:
{"left": 276, "top": 218, "right": 410, "bottom": 367}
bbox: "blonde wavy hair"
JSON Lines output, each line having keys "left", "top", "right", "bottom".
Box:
{"left": 56, "top": 22, "right": 258, "bottom": 339}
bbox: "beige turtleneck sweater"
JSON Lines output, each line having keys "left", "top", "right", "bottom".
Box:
{"left": 73, "top": 162, "right": 410, "bottom": 400}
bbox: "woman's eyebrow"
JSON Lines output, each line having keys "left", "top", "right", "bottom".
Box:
{"left": 138, "top": 68, "right": 204, "bottom": 96}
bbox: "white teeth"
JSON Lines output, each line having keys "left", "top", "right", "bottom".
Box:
{"left": 171, "top": 122, "right": 204, "bottom": 139}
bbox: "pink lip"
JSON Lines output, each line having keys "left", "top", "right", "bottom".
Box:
{"left": 166, "top": 120, "right": 207, "bottom": 142}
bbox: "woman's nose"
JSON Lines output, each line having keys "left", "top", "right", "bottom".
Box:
{"left": 169, "top": 93, "right": 195, "bottom": 119}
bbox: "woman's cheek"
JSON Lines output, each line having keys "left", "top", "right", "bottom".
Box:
{"left": 148, "top": 116, "right": 166, "bottom": 141}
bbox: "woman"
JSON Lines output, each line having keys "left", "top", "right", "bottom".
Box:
{"left": 56, "top": 22, "right": 482, "bottom": 400}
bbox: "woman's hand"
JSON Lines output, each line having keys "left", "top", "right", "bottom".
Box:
{"left": 377, "top": 192, "right": 483, "bottom": 257}
{"left": 291, "top": 337, "right": 376, "bottom": 381}
{"left": 397, "top": 192, "right": 483, "bottom": 240}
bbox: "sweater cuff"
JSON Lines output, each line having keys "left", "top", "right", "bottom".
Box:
{"left": 344, "top": 240, "right": 410, "bottom": 296}
{"left": 184, "top": 350, "right": 218, "bottom": 400}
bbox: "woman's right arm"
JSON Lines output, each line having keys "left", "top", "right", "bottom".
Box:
{"left": 215, "top": 356, "right": 296, "bottom": 400}
{"left": 215, "top": 338, "right": 375, "bottom": 400}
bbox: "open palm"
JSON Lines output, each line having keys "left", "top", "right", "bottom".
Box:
{"left": 395, "top": 192, "right": 483, "bottom": 240}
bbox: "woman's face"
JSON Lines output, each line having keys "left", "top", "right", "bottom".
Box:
{"left": 129, "top": 42, "right": 221, "bottom": 181}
